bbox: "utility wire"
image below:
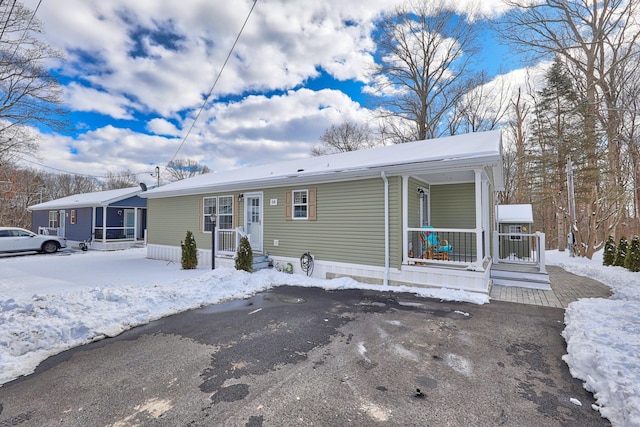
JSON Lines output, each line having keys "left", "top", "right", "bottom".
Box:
{"left": 167, "top": 0, "right": 258, "bottom": 165}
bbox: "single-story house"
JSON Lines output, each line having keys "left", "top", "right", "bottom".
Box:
{"left": 28, "top": 187, "right": 147, "bottom": 250}
{"left": 141, "top": 130, "right": 523, "bottom": 295}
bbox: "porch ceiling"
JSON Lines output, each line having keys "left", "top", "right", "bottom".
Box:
{"left": 415, "top": 170, "right": 474, "bottom": 185}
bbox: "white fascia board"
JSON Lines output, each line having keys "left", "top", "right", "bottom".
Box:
{"left": 142, "top": 155, "right": 501, "bottom": 199}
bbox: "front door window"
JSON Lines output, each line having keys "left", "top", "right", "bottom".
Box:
{"left": 245, "top": 193, "right": 263, "bottom": 252}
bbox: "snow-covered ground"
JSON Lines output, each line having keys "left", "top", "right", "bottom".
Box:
{"left": 546, "top": 250, "right": 640, "bottom": 427}
{"left": 0, "top": 248, "right": 637, "bottom": 426}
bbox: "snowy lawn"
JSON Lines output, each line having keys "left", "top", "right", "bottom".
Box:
{"left": 0, "top": 248, "right": 486, "bottom": 388}
{"left": 1, "top": 248, "right": 637, "bottom": 426}
{"left": 547, "top": 250, "right": 640, "bottom": 427}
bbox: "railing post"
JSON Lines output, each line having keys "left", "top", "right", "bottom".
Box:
{"left": 211, "top": 220, "right": 216, "bottom": 270}
{"left": 493, "top": 230, "right": 499, "bottom": 264}
{"left": 537, "top": 232, "right": 546, "bottom": 273}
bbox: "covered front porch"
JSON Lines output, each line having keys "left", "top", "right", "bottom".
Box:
{"left": 88, "top": 205, "right": 147, "bottom": 250}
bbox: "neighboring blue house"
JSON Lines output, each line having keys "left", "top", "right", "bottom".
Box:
{"left": 28, "top": 187, "right": 148, "bottom": 250}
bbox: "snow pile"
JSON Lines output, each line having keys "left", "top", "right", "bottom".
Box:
{"left": 547, "top": 250, "right": 640, "bottom": 427}
{"left": 0, "top": 249, "right": 487, "bottom": 386}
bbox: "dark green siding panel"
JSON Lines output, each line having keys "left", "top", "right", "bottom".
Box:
{"left": 430, "top": 183, "right": 475, "bottom": 228}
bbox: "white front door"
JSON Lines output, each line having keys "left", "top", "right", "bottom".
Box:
{"left": 244, "top": 193, "right": 263, "bottom": 252}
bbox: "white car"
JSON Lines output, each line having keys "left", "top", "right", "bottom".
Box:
{"left": 0, "top": 227, "right": 68, "bottom": 254}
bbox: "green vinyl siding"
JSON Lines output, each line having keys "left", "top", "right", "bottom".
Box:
{"left": 264, "top": 178, "right": 394, "bottom": 267}
{"left": 147, "top": 193, "right": 241, "bottom": 250}
{"left": 147, "top": 195, "right": 202, "bottom": 247}
{"left": 430, "top": 183, "right": 475, "bottom": 228}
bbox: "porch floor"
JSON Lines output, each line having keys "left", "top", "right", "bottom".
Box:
{"left": 490, "top": 265, "right": 611, "bottom": 309}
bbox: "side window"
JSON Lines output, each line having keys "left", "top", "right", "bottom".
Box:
{"left": 292, "top": 190, "right": 308, "bottom": 219}
{"left": 70, "top": 209, "right": 77, "bottom": 225}
{"left": 419, "top": 187, "right": 430, "bottom": 227}
{"left": 203, "top": 197, "right": 216, "bottom": 232}
{"left": 509, "top": 225, "right": 523, "bottom": 241}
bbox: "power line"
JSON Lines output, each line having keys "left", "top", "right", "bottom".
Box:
{"left": 17, "top": 156, "right": 155, "bottom": 180}
{"left": 167, "top": 0, "right": 258, "bottom": 165}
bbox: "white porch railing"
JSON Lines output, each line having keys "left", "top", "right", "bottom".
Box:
{"left": 38, "top": 227, "right": 62, "bottom": 236}
{"left": 493, "top": 231, "right": 546, "bottom": 273}
{"left": 217, "top": 227, "right": 249, "bottom": 255}
{"left": 95, "top": 226, "right": 137, "bottom": 240}
{"left": 406, "top": 227, "right": 481, "bottom": 265}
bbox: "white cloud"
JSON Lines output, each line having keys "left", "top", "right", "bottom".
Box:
{"left": 146, "top": 118, "right": 182, "bottom": 137}
{"left": 16, "top": 0, "right": 523, "bottom": 179}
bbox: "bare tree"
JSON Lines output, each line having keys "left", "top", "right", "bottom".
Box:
{"left": 370, "top": 0, "right": 481, "bottom": 142}
{"left": 0, "top": 1, "right": 67, "bottom": 164}
{"left": 0, "top": 163, "right": 43, "bottom": 228}
{"left": 310, "top": 121, "right": 374, "bottom": 156}
{"left": 449, "top": 71, "right": 512, "bottom": 135}
{"left": 499, "top": 0, "right": 640, "bottom": 258}
{"left": 103, "top": 170, "right": 139, "bottom": 190}
{"left": 42, "top": 172, "right": 100, "bottom": 200}
{"left": 165, "top": 159, "right": 211, "bottom": 182}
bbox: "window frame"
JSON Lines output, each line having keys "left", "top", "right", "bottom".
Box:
{"left": 292, "top": 189, "right": 308, "bottom": 220}
{"left": 509, "top": 225, "right": 523, "bottom": 241}
{"left": 419, "top": 188, "right": 430, "bottom": 227}
{"left": 48, "top": 211, "right": 58, "bottom": 228}
{"left": 70, "top": 209, "right": 77, "bottom": 225}
{"left": 203, "top": 195, "right": 234, "bottom": 233}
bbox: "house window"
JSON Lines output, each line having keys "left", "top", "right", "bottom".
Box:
{"left": 203, "top": 196, "right": 234, "bottom": 232}
{"left": 292, "top": 190, "right": 308, "bottom": 219}
{"left": 419, "top": 188, "right": 430, "bottom": 227}
{"left": 70, "top": 209, "right": 77, "bottom": 224}
{"left": 48, "top": 211, "right": 58, "bottom": 228}
{"left": 218, "top": 196, "right": 233, "bottom": 229}
{"left": 509, "top": 225, "right": 523, "bottom": 240}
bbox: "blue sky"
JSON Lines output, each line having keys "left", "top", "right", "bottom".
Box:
{"left": 19, "top": 0, "right": 535, "bottom": 184}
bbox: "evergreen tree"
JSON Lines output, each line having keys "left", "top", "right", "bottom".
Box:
{"left": 603, "top": 235, "right": 616, "bottom": 266}
{"left": 624, "top": 236, "right": 640, "bottom": 272}
{"left": 614, "top": 236, "right": 628, "bottom": 267}
{"left": 181, "top": 230, "right": 198, "bottom": 269}
{"left": 235, "top": 236, "right": 253, "bottom": 272}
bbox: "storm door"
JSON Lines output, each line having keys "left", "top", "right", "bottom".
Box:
{"left": 244, "top": 193, "right": 263, "bottom": 252}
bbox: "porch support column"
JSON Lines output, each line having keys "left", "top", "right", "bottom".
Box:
{"left": 474, "top": 169, "right": 484, "bottom": 271}
{"left": 134, "top": 208, "right": 139, "bottom": 240}
{"left": 92, "top": 206, "right": 96, "bottom": 239}
{"left": 402, "top": 175, "right": 409, "bottom": 264}
{"left": 102, "top": 206, "right": 107, "bottom": 243}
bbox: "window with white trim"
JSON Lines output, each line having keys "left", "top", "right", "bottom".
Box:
{"left": 419, "top": 188, "right": 430, "bottom": 227}
{"left": 48, "top": 211, "right": 58, "bottom": 228}
{"left": 203, "top": 196, "right": 234, "bottom": 232}
{"left": 70, "top": 209, "right": 77, "bottom": 224}
{"left": 292, "top": 190, "right": 308, "bottom": 219}
{"left": 509, "top": 225, "right": 523, "bottom": 240}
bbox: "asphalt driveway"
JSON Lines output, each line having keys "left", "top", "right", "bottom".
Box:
{"left": 0, "top": 285, "right": 607, "bottom": 426}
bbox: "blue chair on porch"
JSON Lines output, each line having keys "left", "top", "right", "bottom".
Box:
{"left": 419, "top": 226, "right": 453, "bottom": 261}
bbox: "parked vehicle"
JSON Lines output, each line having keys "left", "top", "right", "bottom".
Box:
{"left": 0, "top": 227, "right": 67, "bottom": 254}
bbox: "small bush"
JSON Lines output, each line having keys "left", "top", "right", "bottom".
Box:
{"left": 625, "top": 235, "right": 640, "bottom": 272}
{"left": 181, "top": 230, "right": 198, "bottom": 270}
{"left": 603, "top": 235, "right": 616, "bottom": 266}
{"left": 235, "top": 236, "right": 253, "bottom": 272}
{"left": 614, "top": 236, "right": 628, "bottom": 267}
